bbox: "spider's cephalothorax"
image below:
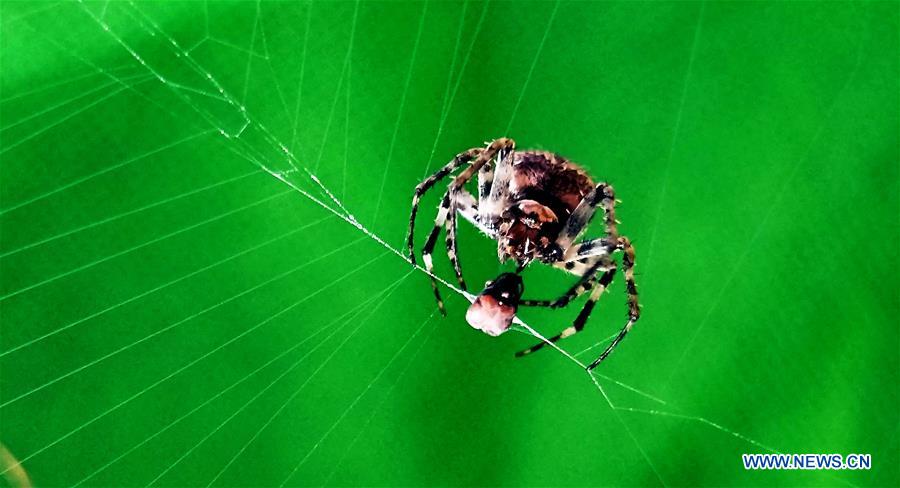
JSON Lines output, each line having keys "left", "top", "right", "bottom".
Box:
{"left": 407, "top": 138, "right": 640, "bottom": 370}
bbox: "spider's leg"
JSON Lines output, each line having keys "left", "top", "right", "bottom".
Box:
{"left": 445, "top": 197, "right": 466, "bottom": 291}
{"left": 455, "top": 190, "right": 495, "bottom": 238}
{"left": 587, "top": 236, "right": 640, "bottom": 370}
{"left": 478, "top": 157, "right": 494, "bottom": 204}
{"left": 408, "top": 148, "right": 482, "bottom": 264}
{"left": 516, "top": 267, "right": 617, "bottom": 358}
{"left": 417, "top": 139, "right": 515, "bottom": 313}
{"left": 442, "top": 137, "right": 514, "bottom": 290}
{"left": 520, "top": 258, "right": 610, "bottom": 308}
{"left": 445, "top": 139, "right": 515, "bottom": 291}
{"left": 420, "top": 188, "right": 484, "bottom": 312}
{"left": 449, "top": 138, "right": 515, "bottom": 227}
{"left": 443, "top": 151, "right": 508, "bottom": 292}
{"left": 449, "top": 138, "right": 515, "bottom": 192}
{"left": 562, "top": 237, "right": 617, "bottom": 262}
{"left": 477, "top": 140, "right": 516, "bottom": 229}
{"left": 555, "top": 182, "right": 618, "bottom": 260}
{"left": 442, "top": 186, "right": 500, "bottom": 293}
{"left": 421, "top": 193, "right": 453, "bottom": 315}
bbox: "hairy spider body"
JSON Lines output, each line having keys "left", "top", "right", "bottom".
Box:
{"left": 493, "top": 150, "right": 595, "bottom": 263}
{"left": 407, "top": 138, "right": 640, "bottom": 370}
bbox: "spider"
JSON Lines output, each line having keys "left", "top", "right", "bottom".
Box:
{"left": 406, "top": 138, "right": 640, "bottom": 370}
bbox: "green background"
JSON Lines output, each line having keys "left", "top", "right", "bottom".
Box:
{"left": 1, "top": 0, "right": 897, "bottom": 486}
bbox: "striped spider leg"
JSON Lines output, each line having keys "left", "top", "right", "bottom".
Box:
{"left": 407, "top": 139, "right": 516, "bottom": 314}
{"left": 516, "top": 181, "right": 641, "bottom": 370}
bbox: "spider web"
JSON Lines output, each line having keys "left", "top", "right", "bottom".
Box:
{"left": 1, "top": 1, "right": 895, "bottom": 487}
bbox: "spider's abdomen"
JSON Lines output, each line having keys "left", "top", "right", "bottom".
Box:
{"left": 494, "top": 150, "right": 597, "bottom": 264}
{"left": 510, "top": 151, "right": 595, "bottom": 219}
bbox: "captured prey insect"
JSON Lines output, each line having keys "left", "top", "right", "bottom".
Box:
{"left": 407, "top": 138, "right": 641, "bottom": 370}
